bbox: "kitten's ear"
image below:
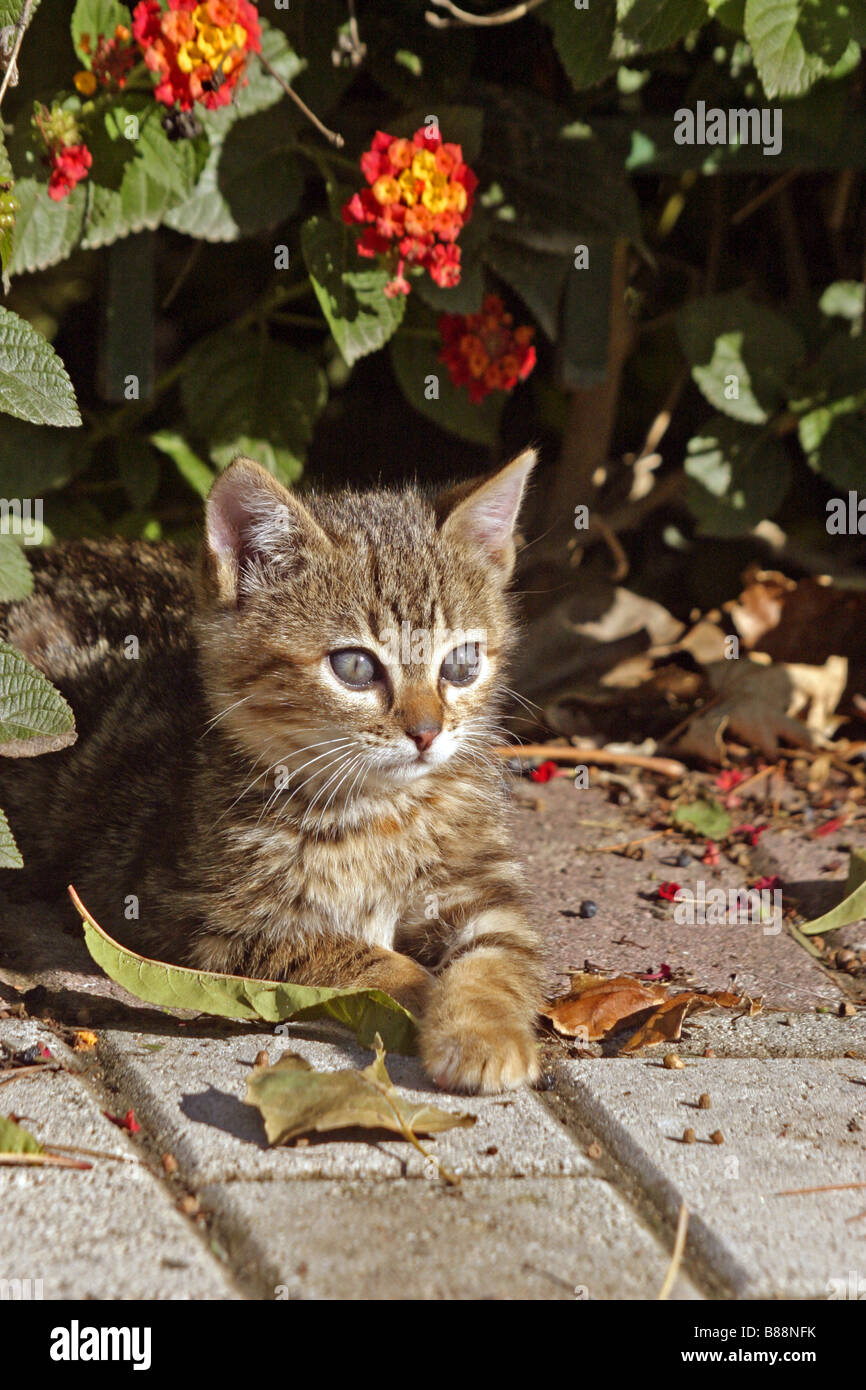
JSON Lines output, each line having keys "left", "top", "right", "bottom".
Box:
{"left": 438, "top": 447, "right": 537, "bottom": 580}
{"left": 201, "top": 456, "right": 330, "bottom": 605}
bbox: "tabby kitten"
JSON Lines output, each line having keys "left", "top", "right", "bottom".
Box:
{"left": 0, "top": 450, "right": 544, "bottom": 1092}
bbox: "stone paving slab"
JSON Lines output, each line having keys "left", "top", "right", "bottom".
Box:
{"left": 95, "top": 1024, "right": 591, "bottom": 1184}
{"left": 197, "top": 1175, "right": 702, "bottom": 1301}
{"left": 518, "top": 783, "right": 846, "bottom": 1009}
{"left": 553, "top": 1056, "right": 866, "bottom": 1298}
{"left": 0, "top": 1019, "right": 240, "bottom": 1301}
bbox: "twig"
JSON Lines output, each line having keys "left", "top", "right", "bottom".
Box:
{"left": 366, "top": 1078, "right": 462, "bottom": 1187}
{"left": 0, "top": 1063, "right": 60, "bottom": 1086}
{"left": 493, "top": 745, "right": 687, "bottom": 778}
{"left": 43, "top": 1142, "right": 140, "bottom": 1164}
{"left": 777, "top": 1181, "right": 866, "bottom": 1196}
{"left": 0, "top": 0, "right": 33, "bottom": 109}
{"left": 730, "top": 169, "right": 799, "bottom": 226}
{"left": 658, "top": 1202, "right": 689, "bottom": 1300}
{"left": 258, "top": 51, "right": 345, "bottom": 148}
{"left": 0, "top": 1151, "right": 91, "bottom": 1169}
{"left": 733, "top": 763, "right": 778, "bottom": 796}
{"left": 425, "top": 0, "right": 547, "bottom": 28}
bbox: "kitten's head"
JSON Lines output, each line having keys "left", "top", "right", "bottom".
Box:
{"left": 195, "top": 449, "right": 536, "bottom": 809}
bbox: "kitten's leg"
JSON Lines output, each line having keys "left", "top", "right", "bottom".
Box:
{"left": 193, "top": 931, "right": 435, "bottom": 1017}
{"left": 417, "top": 905, "right": 543, "bottom": 1094}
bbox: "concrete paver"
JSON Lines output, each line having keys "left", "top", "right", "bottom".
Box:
{"left": 198, "top": 1176, "right": 701, "bottom": 1301}
{"left": 0, "top": 1019, "right": 240, "bottom": 1300}
{"left": 554, "top": 1056, "right": 866, "bottom": 1298}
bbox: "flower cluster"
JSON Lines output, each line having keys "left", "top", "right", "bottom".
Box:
{"left": 132, "top": 0, "right": 261, "bottom": 111}
{"left": 32, "top": 104, "right": 93, "bottom": 202}
{"left": 75, "top": 23, "right": 138, "bottom": 93}
{"left": 342, "top": 126, "right": 477, "bottom": 297}
{"left": 439, "top": 294, "right": 536, "bottom": 401}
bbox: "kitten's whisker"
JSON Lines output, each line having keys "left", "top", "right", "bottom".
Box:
{"left": 256, "top": 738, "right": 355, "bottom": 823}
{"left": 310, "top": 752, "right": 367, "bottom": 841}
{"left": 199, "top": 692, "right": 255, "bottom": 738}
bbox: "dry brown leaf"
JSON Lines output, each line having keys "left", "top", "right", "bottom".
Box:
{"left": 542, "top": 973, "right": 668, "bottom": 1040}
{"left": 620, "top": 995, "right": 695, "bottom": 1052}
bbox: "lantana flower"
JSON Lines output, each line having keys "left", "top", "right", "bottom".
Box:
{"left": 131, "top": 0, "right": 262, "bottom": 111}
{"left": 32, "top": 103, "right": 93, "bottom": 202}
{"left": 76, "top": 23, "right": 138, "bottom": 92}
{"left": 342, "top": 126, "right": 478, "bottom": 297}
{"left": 439, "top": 294, "right": 536, "bottom": 402}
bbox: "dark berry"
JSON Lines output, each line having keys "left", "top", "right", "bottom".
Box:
{"left": 579, "top": 900, "right": 598, "bottom": 918}
{"left": 676, "top": 850, "right": 691, "bottom": 867}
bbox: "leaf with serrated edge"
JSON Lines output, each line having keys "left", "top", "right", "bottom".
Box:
{"left": 245, "top": 1036, "right": 475, "bottom": 1146}
{"left": 0, "top": 640, "right": 76, "bottom": 756}
{"left": 302, "top": 217, "right": 405, "bottom": 365}
{"left": 72, "top": 887, "right": 419, "bottom": 1054}
{"left": 0, "top": 306, "right": 80, "bottom": 427}
{"left": 0, "top": 806, "right": 23, "bottom": 869}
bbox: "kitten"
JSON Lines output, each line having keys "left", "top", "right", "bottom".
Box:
{"left": 0, "top": 450, "right": 544, "bottom": 1092}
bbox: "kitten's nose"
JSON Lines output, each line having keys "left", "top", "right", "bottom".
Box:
{"left": 407, "top": 721, "right": 441, "bottom": 753}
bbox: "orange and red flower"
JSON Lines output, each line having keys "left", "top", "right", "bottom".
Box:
{"left": 342, "top": 127, "right": 477, "bottom": 297}
{"left": 76, "top": 23, "right": 138, "bottom": 92}
{"left": 32, "top": 104, "right": 93, "bottom": 201}
{"left": 131, "top": 0, "right": 261, "bottom": 111}
{"left": 439, "top": 294, "right": 536, "bottom": 402}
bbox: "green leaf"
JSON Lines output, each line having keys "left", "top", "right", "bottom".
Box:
{"left": 0, "top": 306, "right": 80, "bottom": 427}
{"left": 0, "top": 535, "right": 33, "bottom": 601}
{"left": 545, "top": 0, "right": 616, "bottom": 90}
{"left": 0, "top": 1113, "right": 42, "bottom": 1153}
{"left": 673, "top": 797, "right": 732, "bottom": 839}
{"left": 685, "top": 415, "right": 792, "bottom": 536}
{"left": 0, "top": 804, "right": 23, "bottom": 869}
{"left": 70, "top": 0, "right": 129, "bottom": 67}
{"left": 166, "top": 104, "right": 303, "bottom": 242}
{"left": 677, "top": 290, "right": 805, "bottom": 424}
{"left": 0, "top": 640, "right": 76, "bottom": 757}
{"left": 618, "top": 0, "right": 707, "bottom": 52}
{"left": 0, "top": 128, "right": 17, "bottom": 282}
{"left": 302, "top": 216, "right": 406, "bottom": 366}
{"left": 803, "top": 413, "right": 866, "bottom": 490}
{"left": 483, "top": 235, "right": 567, "bottom": 341}
{"left": 799, "top": 848, "right": 866, "bottom": 935}
{"left": 5, "top": 178, "right": 88, "bottom": 277}
{"left": 819, "top": 280, "right": 865, "bottom": 322}
{"left": 181, "top": 331, "right": 327, "bottom": 464}
{"left": 245, "top": 1038, "right": 475, "bottom": 1147}
{"left": 81, "top": 100, "right": 202, "bottom": 251}
{"left": 116, "top": 437, "right": 160, "bottom": 509}
{"left": 150, "top": 431, "right": 215, "bottom": 499}
{"left": 0, "top": 418, "right": 82, "bottom": 493}
{"left": 744, "top": 0, "right": 849, "bottom": 98}
{"left": 74, "top": 890, "right": 419, "bottom": 1054}
{"left": 390, "top": 321, "right": 505, "bottom": 446}
{"left": 209, "top": 436, "right": 303, "bottom": 485}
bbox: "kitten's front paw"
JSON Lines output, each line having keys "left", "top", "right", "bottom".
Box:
{"left": 421, "top": 1016, "right": 539, "bottom": 1094}
{"left": 419, "top": 963, "right": 539, "bottom": 1094}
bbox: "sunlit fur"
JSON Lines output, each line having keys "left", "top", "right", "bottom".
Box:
{"left": 0, "top": 452, "right": 544, "bottom": 1092}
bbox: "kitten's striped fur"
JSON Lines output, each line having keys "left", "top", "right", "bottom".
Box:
{"left": 0, "top": 451, "right": 543, "bottom": 1092}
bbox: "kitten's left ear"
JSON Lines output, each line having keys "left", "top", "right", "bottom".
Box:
{"left": 438, "top": 447, "right": 537, "bottom": 581}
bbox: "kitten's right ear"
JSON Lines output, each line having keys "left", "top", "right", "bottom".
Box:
{"left": 201, "top": 456, "right": 330, "bottom": 605}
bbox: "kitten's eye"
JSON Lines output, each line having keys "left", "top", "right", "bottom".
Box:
{"left": 440, "top": 642, "right": 481, "bottom": 686}
{"left": 329, "top": 648, "right": 380, "bottom": 688}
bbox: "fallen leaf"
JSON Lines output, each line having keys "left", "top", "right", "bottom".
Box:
{"left": 70, "top": 885, "right": 417, "bottom": 1055}
{"left": 541, "top": 973, "right": 668, "bottom": 1040}
{"left": 104, "top": 1109, "right": 140, "bottom": 1134}
{"left": 799, "top": 849, "right": 866, "bottom": 937}
{"left": 621, "top": 996, "right": 694, "bottom": 1052}
{"left": 673, "top": 797, "right": 732, "bottom": 839}
{"left": 0, "top": 1113, "right": 43, "bottom": 1154}
{"left": 244, "top": 1036, "right": 476, "bottom": 1147}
